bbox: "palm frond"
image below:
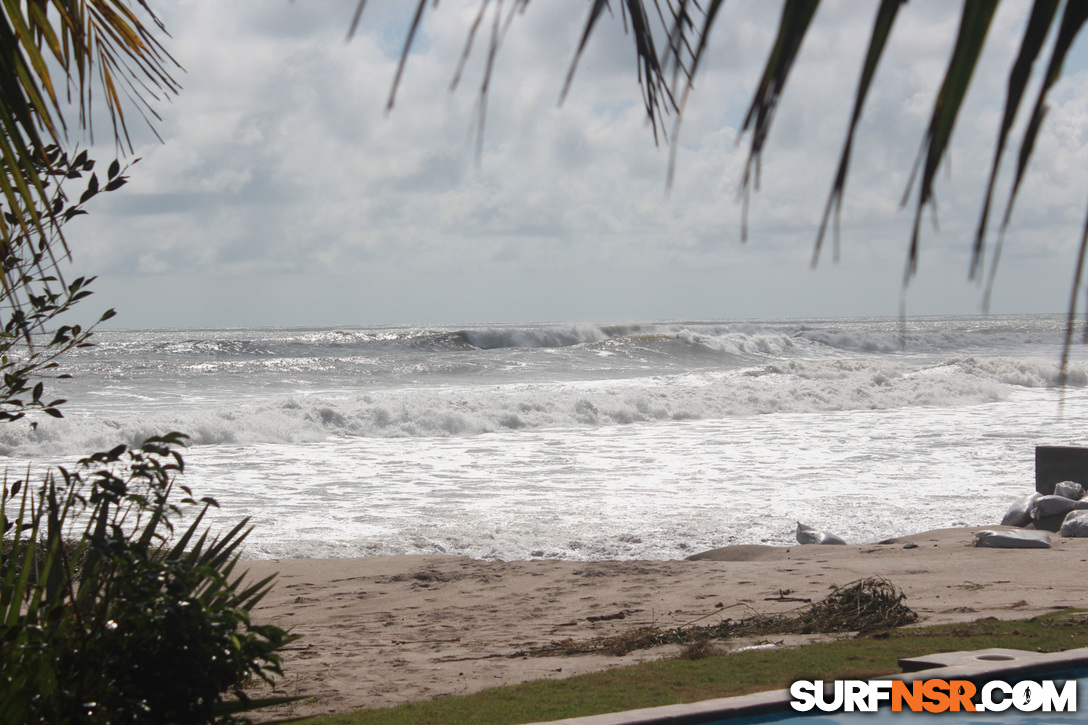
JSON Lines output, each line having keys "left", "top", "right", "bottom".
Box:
{"left": 665, "top": 0, "right": 724, "bottom": 188}
{"left": 382, "top": 0, "right": 429, "bottom": 113}
{"left": 356, "top": 0, "right": 1088, "bottom": 368}
{"left": 902, "top": 1, "right": 999, "bottom": 283}
{"left": 973, "top": 0, "right": 1058, "bottom": 288}
{"left": 815, "top": 0, "right": 906, "bottom": 266}
{"left": 989, "top": 3, "right": 1088, "bottom": 314}
{"left": 738, "top": 0, "right": 821, "bottom": 242}
{"left": 1060, "top": 204, "right": 1088, "bottom": 390}
{"left": 0, "top": 0, "right": 180, "bottom": 306}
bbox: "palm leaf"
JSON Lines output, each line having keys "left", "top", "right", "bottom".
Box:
{"left": 972, "top": 0, "right": 1058, "bottom": 286}
{"left": 814, "top": 0, "right": 905, "bottom": 266}
{"left": 356, "top": 0, "right": 1088, "bottom": 361}
{"left": 382, "top": 1, "right": 428, "bottom": 113}
{"left": 738, "top": 0, "right": 820, "bottom": 242}
{"left": 988, "top": 2, "right": 1088, "bottom": 305}
{"left": 665, "top": 0, "right": 725, "bottom": 188}
{"left": 902, "top": 1, "right": 999, "bottom": 283}
{"left": 1060, "top": 208, "right": 1088, "bottom": 391}
{"left": 0, "top": 0, "right": 180, "bottom": 308}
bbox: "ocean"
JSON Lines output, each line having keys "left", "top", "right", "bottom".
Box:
{"left": 2, "top": 314, "right": 1086, "bottom": 561}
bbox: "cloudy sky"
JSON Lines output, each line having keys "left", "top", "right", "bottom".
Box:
{"left": 68, "top": 0, "right": 1088, "bottom": 328}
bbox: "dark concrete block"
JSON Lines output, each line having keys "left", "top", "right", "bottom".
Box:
{"left": 1035, "top": 446, "right": 1088, "bottom": 495}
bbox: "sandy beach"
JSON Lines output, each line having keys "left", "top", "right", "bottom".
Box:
{"left": 243, "top": 526, "right": 1088, "bottom": 720}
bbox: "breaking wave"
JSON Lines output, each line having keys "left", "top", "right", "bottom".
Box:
{"left": 4, "top": 353, "right": 1080, "bottom": 458}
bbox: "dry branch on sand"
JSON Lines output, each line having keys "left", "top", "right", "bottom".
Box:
{"left": 522, "top": 577, "right": 920, "bottom": 658}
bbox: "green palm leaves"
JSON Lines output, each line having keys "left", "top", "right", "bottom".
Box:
{"left": 0, "top": 1, "right": 178, "bottom": 294}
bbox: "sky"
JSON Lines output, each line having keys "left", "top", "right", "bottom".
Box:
{"left": 65, "top": 0, "right": 1088, "bottom": 328}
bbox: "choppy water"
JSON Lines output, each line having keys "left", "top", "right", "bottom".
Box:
{"left": 3, "top": 315, "right": 1086, "bottom": 560}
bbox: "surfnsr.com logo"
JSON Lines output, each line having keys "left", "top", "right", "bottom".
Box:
{"left": 790, "top": 679, "right": 1077, "bottom": 713}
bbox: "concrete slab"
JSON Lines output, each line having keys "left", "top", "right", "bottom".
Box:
{"left": 899, "top": 647, "right": 1065, "bottom": 673}
{"left": 1036, "top": 446, "right": 1088, "bottom": 496}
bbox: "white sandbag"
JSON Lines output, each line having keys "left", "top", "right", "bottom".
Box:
{"left": 795, "top": 522, "right": 847, "bottom": 545}
{"left": 1032, "top": 495, "right": 1083, "bottom": 519}
{"left": 1001, "top": 492, "right": 1043, "bottom": 527}
{"left": 974, "top": 529, "right": 1051, "bottom": 549}
{"left": 1054, "top": 481, "right": 1086, "bottom": 500}
{"left": 1060, "top": 510, "right": 1088, "bottom": 537}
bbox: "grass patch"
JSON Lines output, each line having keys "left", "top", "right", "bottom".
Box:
{"left": 285, "top": 611, "right": 1088, "bottom": 725}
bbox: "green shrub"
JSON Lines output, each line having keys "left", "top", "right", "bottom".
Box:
{"left": 0, "top": 145, "right": 126, "bottom": 429}
{"left": 0, "top": 68, "right": 294, "bottom": 724}
{"left": 1, "top": 434, "right": 297, "bottom": 724}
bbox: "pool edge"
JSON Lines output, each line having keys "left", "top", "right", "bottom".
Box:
{"left": 529, "top": 647, "right": 1088, "bottom": 725}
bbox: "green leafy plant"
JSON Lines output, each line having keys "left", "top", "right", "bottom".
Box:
{"left": 0, "top": 145, "right": 128, "bottom": 427}
{"left": 1, "top": 434, "right": 298, "bottom": 724}
{"left": 0, "top": 7, "right": 296, "bottom": 721}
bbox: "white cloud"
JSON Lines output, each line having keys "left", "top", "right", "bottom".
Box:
{"left": 61, "top": 0, "right": 1088, "bottom": 327}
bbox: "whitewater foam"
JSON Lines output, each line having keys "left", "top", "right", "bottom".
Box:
{"left": 5, "top": 315, "right": 1086, "bottom": 560}
{"left": 7, "top": 351, "right": 1076, "bottom": 458}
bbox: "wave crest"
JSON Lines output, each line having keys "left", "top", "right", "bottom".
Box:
{"left": 459, "top": 324, "right": 648, "bottom": 349}
{"left": 5, "top": 355, "right": 1051, "bottom": 457}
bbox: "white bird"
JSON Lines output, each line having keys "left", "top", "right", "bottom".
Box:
{"left": 796, "top": 522, "right": 847, "bottom": 545}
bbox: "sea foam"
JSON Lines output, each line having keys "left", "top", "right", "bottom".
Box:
{"left": 5, "top": 316, "right": 1086, "bottom": 561}
{"left": 3, "top": 353, "right": 1072, "bottom": 457}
